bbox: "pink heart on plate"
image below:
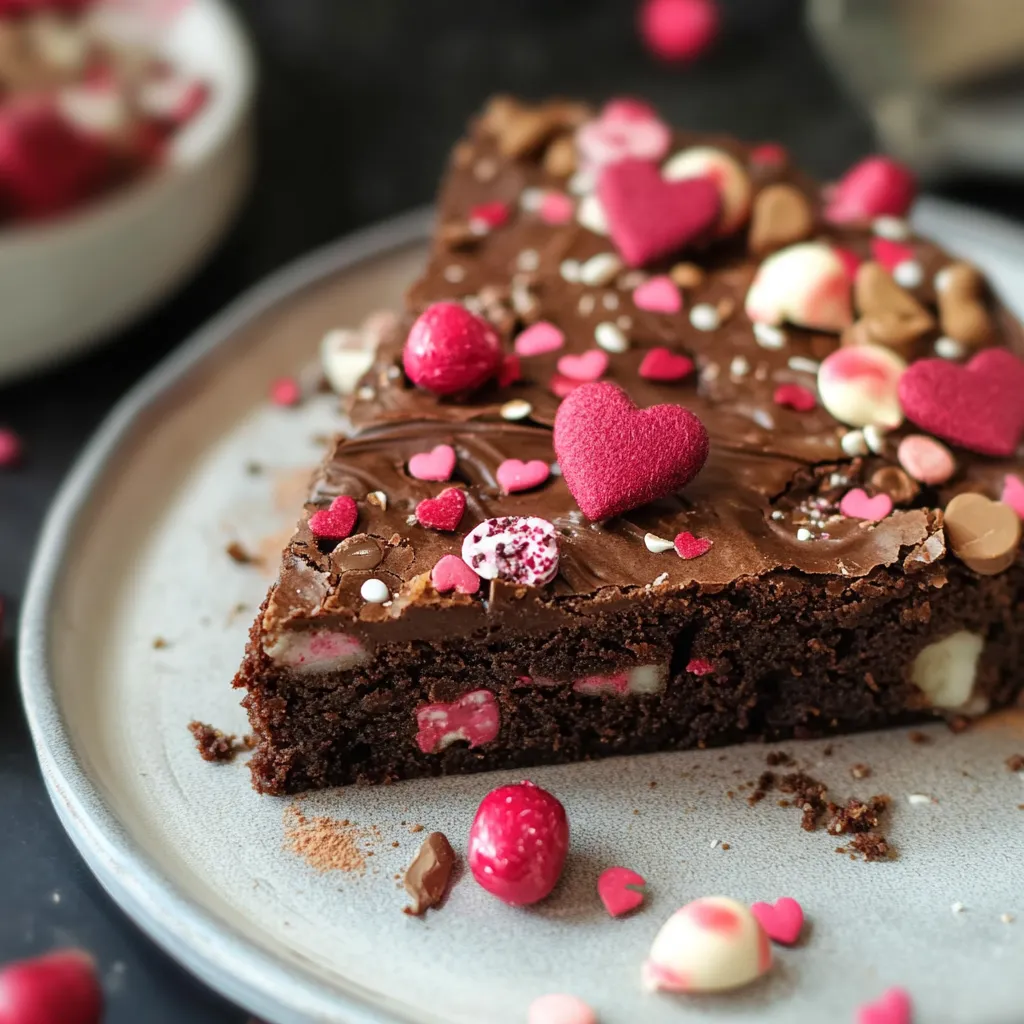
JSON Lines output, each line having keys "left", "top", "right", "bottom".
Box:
{"left": 1003, "top": 474, "right": 1024, "bottom": 520}
{"left": 750, "top": 897, "right": 804, "bottom": 945}
{"left": 597, "top": 866, "right": 646, "bottom": 917}
{"left": 430, "top": 554, "right": 480, "bottom": 595}
{"left": 308, "top": 495, "right": 358, "bottom": 540}
{"left": 898, "top": 348, "right": 1024, "bottom": 457}
{"left": 557, "top": 349, "right": 609, "bottom": 382}
{"left": 638, "top": 347, "right": 694, "bottom": 382}
{"left": 415, "top": 487, "right": 466, "bottom": 531}
{"left": 856, "top": 987, "right": 913, "bottom": 1024}
{"left": 840, "top": 488, "right": 893, "bottom": 522}
{"left": 633, "top": 275, "right": 682, "bottom": 314}
{"left": 408, "top": 443, "right": 456, "bottom": 482}
{"left": 515, "top": 322, "right": 565, "bottom": 357}
{"left": 553, "top": 382, "right": 709, "bottom": 520}
{"left": 497, "top": 458, "right": 550, "bottom": 494}
{"left": 597, "top": 159, "right": 721, "bottom": 267}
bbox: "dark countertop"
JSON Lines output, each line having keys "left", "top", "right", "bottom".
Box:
{"left": 0, "top": 1, "right": 1020, "bottom": 1020}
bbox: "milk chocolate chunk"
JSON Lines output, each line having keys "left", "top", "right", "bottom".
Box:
{"left": 403, "top": 832, "right": 456, "bottom": 915}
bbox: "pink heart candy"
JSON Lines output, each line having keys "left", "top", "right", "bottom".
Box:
{"left": 598, "top": 158, "right": 721, "bottom": 267}
{"left": 674, "top": 531, "right": 713, "bottom": 559}
{"left": 557, "top": 349, "right": 609, "bottom": 382}
{"left": 633, "top": 275, "right": 682, "bottom": 313}
{"left": 638, "top": 347, "right": 694, "bottom": 382}
{"left": 408, "top": 443, "right": 457, "bottom": 482}
{"left": 773, "top": 383, "right": 816, "bottom": 412}
{"left": 856, "top": 987, "right": 913, "bottom": 1024}
{"left": 870, "top": 237, "right": 914, "bottom": 272}
{"left": 897, "top": 435, "right": 956, "bottom": 486}
{"left": 840, "top": 488, "right": 893, "bottom": 522}
{"left": 1003, "top": 474, "right": 1024, "bottom": 520}
{"left": 598, "top": 866, "right": 646, "bottom": 917}
{"left": 415, "top": 487, "right": 466, "bottom": 532}
{"left": 497, "top": 458, "right": 551, "bottom": 494}
{"left": 528, "top": 994, "right": 596, "bottom": 1024}
{"left": 430, "top": 554, "right": 481, "bottom": 595}
{"left": 550, "top": 373, "right": 583, "bottom": 399}
{"left": 750, "top": 897, "right": 804, "bottom": 945}
{"left": 308, "top": 495, "right": 358, "bottom": 540}
{"left": 539, "top": 192, "right": 574, "bottom": 226}
{"left": 516, "top": 322, "right": 566, "bottom": 357}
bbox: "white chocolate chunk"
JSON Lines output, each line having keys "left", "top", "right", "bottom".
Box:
{"left": 910, "top": 631, "right": 985, "bottom": 710}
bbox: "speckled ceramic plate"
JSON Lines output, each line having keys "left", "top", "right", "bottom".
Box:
{"left": 20, "top": 201, "right": 1024, "bottom": 1024}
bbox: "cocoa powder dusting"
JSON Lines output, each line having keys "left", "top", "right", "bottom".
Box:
{"left": 284, "top": 806, "right": 370, "bottom": 874}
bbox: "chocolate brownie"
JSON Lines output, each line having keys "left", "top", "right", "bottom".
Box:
{"left": 234, "top": 96, "right": 1024, "bottom": 795}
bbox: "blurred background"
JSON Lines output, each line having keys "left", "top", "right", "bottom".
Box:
{"left": 1, "top": 0, "right": 1022, "bottom": 1019}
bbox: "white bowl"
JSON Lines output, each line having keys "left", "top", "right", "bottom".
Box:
{"left": 0, "top": 0, "right": 255, "bottom": 382}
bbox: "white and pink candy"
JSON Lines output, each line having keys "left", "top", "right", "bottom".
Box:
{"left": 415, "top": 690, "right": 499, "bottom": 754}
{"left": 642, "top": 897, "right": 772, "bottom": 994}
{"left": 462, "top": 516, "right": 559, "bottom": 587}
{"left": 745, "top": 242, "right": 852, "bottom": 333}
{"left": 817, "top": 344, "right": 906, "bottom": 429}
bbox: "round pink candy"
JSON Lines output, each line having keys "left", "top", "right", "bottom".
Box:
{"left": 639, "top": 0, "right": 719, "bottom": 63}
{"left": 897, "top": 435, "right": 956, "bottom": 486}
{"left": 403, "top": 302, "right": 503, "bottom": 396}
{"left": 528, "top": 993, "right": 597, "bottom": 1024}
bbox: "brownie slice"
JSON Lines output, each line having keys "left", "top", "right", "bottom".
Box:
{"left": 234, "top": 97, "right": 1024, "bottom": 794}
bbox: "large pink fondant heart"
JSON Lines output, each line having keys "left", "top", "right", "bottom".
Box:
{"left": 553, "top": 381, "right": 709, "bottom": 520}
{"left": 597, "top": 159, "right": 721, "bottom": 267}
{"left": 898, "top": 348, "right": 1024, "bottom": 457}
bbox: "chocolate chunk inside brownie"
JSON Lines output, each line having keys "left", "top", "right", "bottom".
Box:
{"left": 233, "top": 96, "right": 1024, "bottom": 794}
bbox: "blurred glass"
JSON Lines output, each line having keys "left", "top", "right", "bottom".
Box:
{"left": 808, "top": 0, "right": 1024, "bottom": 177}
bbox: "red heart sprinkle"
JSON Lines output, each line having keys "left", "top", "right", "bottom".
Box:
{"left": 469, "top": 200, "right": 510, "bottom": 232}
{"left": 870, "top": 237, "right": 914, "bottom": 272}
{"left": 639, "top": 347, "right": 694, "bottom": 382}
{"left": 898, "top": 348, "right": 1024, "bottom": 457}
{"left": 750, "top": 897, "right": 804, "bottom": 945}
{"left": 308, "top": 495, "right": 358, "bottom": 540}
{"left": 597, "top": 866, "right": 647, "bottom": 917}
{"left": 553, "top": 382, "right": 709, "bottom": 520}
{"left": 557, "top": 349, "right": 609, "bottom": 382}
{"left": 597, "top": 158, "right": 721, "bottom": 267}
{"left": 497, "top": 458, "right": 550, "bottom": 494}
{"left": 840, "top": 488, "right": 893, "bottom": 522}
{"left": 773, "top": 383, "right": 817, "bottom": 412}
{"left": 408, "top": 444, "right": 457, "bottom": 482}
{"left": 415, "top": 487, "right": 467, "bottom": 531}
{"left": 674, "top": 531, "right": 713, "bottom": 559}
{"left": 430, "top": 554, "right": 480, "bottom": 595}
{"left": 270, "top": 376, "right": 301, "bottom": 406}
{"left": 856, "top": 987, "right": 913, "bottom": 1024}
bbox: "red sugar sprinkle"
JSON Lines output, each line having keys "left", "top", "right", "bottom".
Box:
{"left": 469, "top": 200, "right": 510, "bottom": 232}
{"left": 686, "top": 657, "right": 715, "bottom": 676}
{"left": 773, "top": 383, "right": 817, "bottom": 412}
{"left": 0, "top": 428, "right": 22, "bottom": 467}
{"left": 674, "top": 531, "right": 713, "bottom": 559}
{"left": 749, "top": 142, "right": 788, "bottom": 168}
{"left": 270, "top": 377, "right": 301, "bottom": 407}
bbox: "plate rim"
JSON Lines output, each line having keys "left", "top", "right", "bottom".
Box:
{"left": 16, "top": 196, "right": 1024, "bottom": 1024}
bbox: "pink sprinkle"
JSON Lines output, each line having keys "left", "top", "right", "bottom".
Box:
{"left": 674, "top": 532, "right": 713, "bottom": 559}
{"left": 750, "top": 897, "right": 804, "bottom": 945}
{"left": 597, "top": 866, "right": 646, "bottom": 917}
{"left": 897, "top": 434, "right": 955, "bottom": 485}
{"left": 498, "top": 353, "right": 522, "bottom": 387}
{"left": 556, "top": 349, "right": 609, "bottom": 383}
{"left": 549, "top": 373, "right": 584, "bottom": 399}
{"left": 528, "top": 993, "right": 596, "bottom": 1024}
{"left": 749, "top": 142, "right": 788, "bottom": 168}
{"left": 773, "top": 383, "right": 817, "bottom": 412}
{"left": 515, "top": 321, "right": 565, "bottom": 357}
{"left": 496, "top": 458, "right": 550, "bottom": 494}
{"left": 839, "top": 488, "right": 893, "bottom": 522}
{"left": 270, "top": 377, "right": 301, "bottom": 407}
{"left": 871, "top": 237, "right": 914, "bottom": 272}
{"left": 1002, "top": 474, "right": 1024, "bottom": 520}
{"left": 0, "top": 428, "right": 22, "bottom": 467}
{"left": 469, "top": 200, "right": 510, "bottom": 232}
{"left": 686, "top": 657, "right": 714, "bottom": 676}
{"left": 539, "top": 192, "right": 574, "bottom": 226}
{"left": 633, "top": 275, "right": 682, "bottom": 314}
{"left": 639, "top": 0, "right": 719, "bottom": 63}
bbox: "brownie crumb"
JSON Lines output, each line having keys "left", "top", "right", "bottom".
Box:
{"left": 152, "top": 636, "right": 169, "bottom": 649}
{"left": 1006, "top": 754, "right": 1024, "bottom": 773}
{"left": 188, "top": 721, "right": 245, "bottom": 763}
{"left": 746, "top": 771, "right": 775, "bottom": 806}
{"left": 847, "top": 832, "right": 893, "bottom": 861}
{"left": 778, "top": 772, "right": 829, "bottom": 831}
{"left": 825, "top": 796, "right": 888, "bottom": 836}
{"left": 721, "top": 842, "right": 731, "bottom": 850}
{"left": 285, "top": 806, "right": 368, "bottom": 873}
{"left": 850, "top": 763, "right": 872, "bottom": 780}
{"left": 226, "top": 541, "right": 259, "bottom": 565}
{"left": 766, "top": 750, "right": 795, "bottom": 767}
{"left": 409, "top": 824, "right": 424, "bottom": 833}
{"left": 822, "top": 744, "right": 833, "bottom": 757}
{"left": 909, "top": 730, "right": 932, "bottom": 745}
